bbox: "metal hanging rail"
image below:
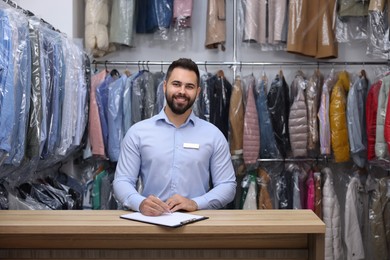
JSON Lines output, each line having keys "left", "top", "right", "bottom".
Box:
{"left": 93, "top": 60, "right": 390, "bottom": 67}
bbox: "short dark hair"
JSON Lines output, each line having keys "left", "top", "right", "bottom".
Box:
{"left": 166, "top": 58, "right": 200, "bottom": 86}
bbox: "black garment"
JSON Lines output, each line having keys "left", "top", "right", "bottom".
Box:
{"left": 207, "top": 72, "right": 232, "bottom": 140}
{"left": 267, "top": 73, "right": 291, "bottom": 157}
{"left": 277, "top": 167, "right": 293, "bottom": 209}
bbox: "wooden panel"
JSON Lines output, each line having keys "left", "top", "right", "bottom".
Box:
{"left": 0, "top": 233, "right": 308, "bottom": 249}
{"left": 0, "top": 249, "right": 309, "bottom": 260}
{"left": 0, "top": 210, "right": 325, "bottom": 259}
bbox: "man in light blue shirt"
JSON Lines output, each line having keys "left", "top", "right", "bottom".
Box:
{"left": 113, "top": 58, "right": 236, "bottom": 216}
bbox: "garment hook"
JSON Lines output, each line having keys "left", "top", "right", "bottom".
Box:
{"left": 146, "top": 61, "right": 150, "bottom": 71}
{"left": 161, "top": 61, "right": 163, "bottom": 73}
{"left": 104, "top": 60, "right": 108, "bottom": 72}
{"left": 240, "top": 62, "right": 242, "bottom": 72}
{"left": 204, "top": 61, "right": 208, "bottom": 73}
{"left": 92, "top": 59, "right": 97, "bottom": 72}
{"left": 138, "top": 61, "right": 141, "bottom": 71}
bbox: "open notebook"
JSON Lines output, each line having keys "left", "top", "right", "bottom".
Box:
{"left": 120, "top": 212, "right": 208, "bottom": 228}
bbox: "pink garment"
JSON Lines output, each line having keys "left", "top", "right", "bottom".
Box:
{"left": 306, "top": 170, "right": 315, "bottom": 211}
{"left": 89, "top": 70, "right": 107, "bottom": 157}
{"left": 173, "top": 0, "right": 193, "bottom": 28}
{"left": 243, "top": 79, "right": 260, "bottom": 165}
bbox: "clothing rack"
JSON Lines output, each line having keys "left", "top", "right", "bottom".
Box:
{"left": 1, "top": 0, "right": 59, "bottom": 32}
{"left": 93, "top": 59, "right": 390, "bottom": 68}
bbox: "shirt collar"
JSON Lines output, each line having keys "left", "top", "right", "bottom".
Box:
{"left": 156, "top": 107, "right": 196, "bottom": 127}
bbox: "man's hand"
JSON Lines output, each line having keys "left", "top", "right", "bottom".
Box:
{"left": 139, "top": 195, "right": 171, "bottom": 216}
{"left": 166, "top": 194, "right": 198, "bottom": 212}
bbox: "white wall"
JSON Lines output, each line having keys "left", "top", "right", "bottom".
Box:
{"left": 13, "top": 0, "right": 84, "bottom": 39}
{"left": 12, "top": 0, "right": 387, "bottom": 84}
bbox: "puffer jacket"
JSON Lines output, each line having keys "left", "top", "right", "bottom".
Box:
{"left": 306, "top": 69, "right": 323, "bottom": 156}
{"left": 243, "top": 75, "right": 260, "bottom": 166}
{"left": 289, "top": 80, "right": 308, "bottom": 157}
{"left": 375, "top": 74, "right": 390, "bottom": 159}
{"left": 330, "top": 71, "right": 350, "bottom": 162}
{"left": 366, "top": 80, "right": 382, "bottom": 160}
{"left": 322, "top": 167, "right": 343, "bottom": 260}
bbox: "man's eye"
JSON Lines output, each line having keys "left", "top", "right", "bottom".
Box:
{"left": 172, "top": 82, "right": 181, "bottom": 87}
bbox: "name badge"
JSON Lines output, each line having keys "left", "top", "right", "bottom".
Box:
{"left": 183, "top": 143, "right": 200, "bottom": 149}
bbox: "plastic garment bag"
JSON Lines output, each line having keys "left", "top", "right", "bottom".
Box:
{"left": 267, "top": 72, "right": 290, "bottom": 158}
{"left": 136, "top": 0, "right": 173, "bottom": 40}
{"left": 288, "top": 71, "right": 308, "bottom": 158}
{"left": 205, "top": 0, "right": 226, "bottom": 50}
{"left": 84, "top": 0, "right": 111, "bottom": 57}
{"left": 287, "top": 0, "right": 338, "bottom": 58}
{"left": 366, "top": 0, "right": 390, "bottom": 58}
{"left": 242, "top": 75, "right": 260, "bottom": 166}
{"left": 318, "top": 69, "right": 337, "bottom": 156}
{"left": 347, "top": 72, "right": 368, "bottom": 168}
{"left": 306, "top": 69, "right": 323, "bottom": 157}
{"left": 330, "top": 71, "right": 350, "bottom": 162}
{"left": 110, "top": 0, "right": 136, "bottom": 47}
{"left": 322, "top": 167, "right": 343, "bottom": 260}
{"left": 229, "top": 75, "right": 245, "bottom": 176}
{"left": 255, "top": 73, "right": 280, "bottom": 159}
{"left": 375, "top": 74, "right": 390, "bottom": 159}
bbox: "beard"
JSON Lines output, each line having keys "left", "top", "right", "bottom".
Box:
{"left": 165, "top": 92, "right": 195, "bottom": 115}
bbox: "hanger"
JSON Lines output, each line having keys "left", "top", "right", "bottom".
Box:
{"left": 217, "top": 69, "right": 225, "bottom": 78}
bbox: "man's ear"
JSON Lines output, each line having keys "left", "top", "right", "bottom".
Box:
{"left": 196, "top": 85, "right": 202, "bottom": 98}
{"left": 163, "top": 80, "right": 167, "bottom": 93}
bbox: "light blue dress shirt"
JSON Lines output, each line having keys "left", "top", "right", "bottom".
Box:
{"left": 0, "top": 9, "right": 15, "bottom": 162}
{"left": 113, "top": 109, "right": 236, "bottom": 212}
{"left": 107, "top": 75, "right": 126, "bottom": 162}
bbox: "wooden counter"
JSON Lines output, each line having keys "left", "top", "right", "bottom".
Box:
{"left": 0, "top": 209, "right": 325, "bottom": 260}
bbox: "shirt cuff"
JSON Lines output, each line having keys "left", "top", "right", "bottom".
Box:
{"left": 192, "top": 196, "right": 208, "bottom": 210}
{"left": 124, "top": 194, "right": 146, "bottom": 212}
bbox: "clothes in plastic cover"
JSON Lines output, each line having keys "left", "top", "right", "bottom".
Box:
{"left": 85, "top": 0, "right": 111, "bottom": 57}
{"left": 26, "top": 18, "right": 43, "bottom": 160}
{"left": 329, "top": 70, "right": 350, "bottom": 162}
{"left": 205, "top": 0, "right": 226, "bottom": 50}
{"left": 257, "top": 167, "right": 273, "bottom": 209}
{"left": 321, "top": 167, "right": 343, "bottom": 260}
{"left": 0, "top": 8, "right": 31, "bottom": 166}
{"left": 369, "top": 176, "right": 390, "bottom": 260}
{"left": 338, "top": 0, "right": 369, "bottom": 17}
{"left": 136, "top": 0, "right": 173, "bottom": 35}
{"left": 242, "top": 75, "right": 260, "bottom": 166}
{"left": 287, "top": 0, "right": 338, "bottom": 59}
{"left": 306, "top": 69, "right": 323, "bottom": 157}
{"left": 347, "top": 72, "right": 368, "bottom": 168}
{"left": 207, "top": 71, "right": 231, "bottom": 140}
{"left": 255, "top": 74, "right": 280, "bottom": 159}
{"left": 110, "top": 0, "right": 136, "bottom": 47}
{"left": 173, "top": 0, "right": 193, "bottom": 28}
{"left": 242, "top": 171, "right": 257, "bottom": 210}
{"left": 277, "top": 166, "right": 293, "bottom": 209}
{"left": 267, "top": 73, "right": 290, "bottom": 158}
{"left": 318, "top": 69, "right": 337, "bottom": 156}
{"left": 289, "top": 73, "right": 309, "bottom": 158}
{"left": 367, "top": 1, "right": 390, "bottom": 59}
{"left": 229, "top": 76, "right": 244, "bottom": 157}
{"left": 375, "top": 74, "right": 390, "bottom": 159}
{"left": 366, "top": 80, "right": 382, "bottom": 161}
